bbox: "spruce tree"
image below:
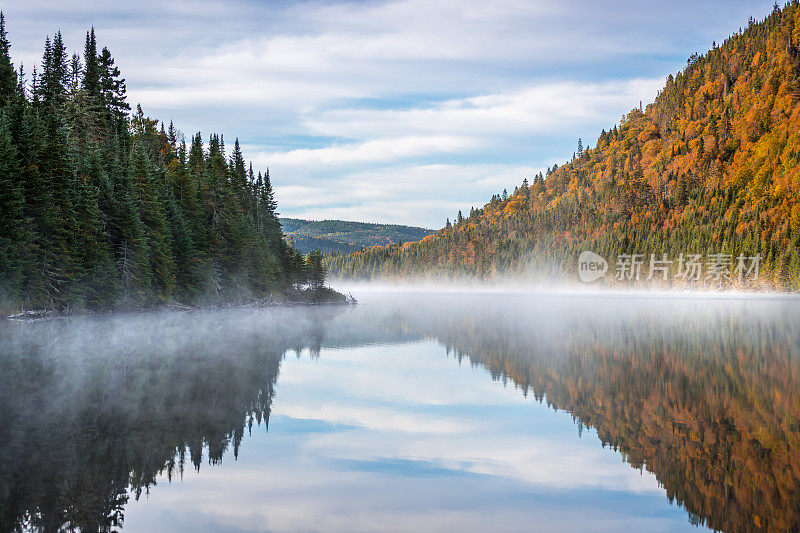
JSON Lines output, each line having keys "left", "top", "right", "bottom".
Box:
{"left": 0, "top": 12, "right": 18, "bottom": 107}
{"left": 97, "top": 46, "right": 129, "bottom": 132}
{"left": 40, "top": 32, "right": 68, "bottom": 109}
{"left": 0, "top": 114, "right": 24, "bottom": 305}
{"left": 82, "top": 27, "right": 100, "bottom": 98}
{"left": 0, "top": 15, "right": 313, "bottom": 312}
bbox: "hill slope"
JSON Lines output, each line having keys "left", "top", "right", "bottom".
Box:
{"left": 327, "top": 4, "right": 800, "bottom": 289}
{"left": 281, "top": 218, "right": 434, "bottom": 255}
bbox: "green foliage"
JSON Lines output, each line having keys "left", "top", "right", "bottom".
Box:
{"left": 0, "top": 13, "right": 18, "bottom": 107}
{"left": 0, "top": 114, "right": 24, "bottom": 307}
{"left": 307, "top": 250, "right": 325, "bottom": 289}
{"left": 0, "top": 16, "right": 322, "bottom": 312}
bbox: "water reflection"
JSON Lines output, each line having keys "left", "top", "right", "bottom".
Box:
{"left": 0, "top": 309, "right": 331, "bottom": 531}
{"left": 1, "top": 293, "right": 799, "bottom": 532}
{"left": 360, "top": 293, "right": 800, "bottom": 532}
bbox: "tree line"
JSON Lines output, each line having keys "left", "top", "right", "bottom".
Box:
{"left": 326, "top": 2, "right": 800, "bottom": 290}
{"left": 0, "top": 15, "right": 326, "bottom": 312}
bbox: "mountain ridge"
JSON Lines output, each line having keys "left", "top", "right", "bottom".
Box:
{"left": 281, "top": 217, "right": 434, "bottom": 255}
{"left": 326, "top": 3, "right": 800, "bottom": 289}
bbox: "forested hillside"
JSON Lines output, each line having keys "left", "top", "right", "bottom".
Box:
{"left": 281, "top": 218, "right": 434, "bottom": 254}
{"left": 0, "top": 15, "right": 314, "bottom": 312}
{"left": 327, "top": 3, "right": 800, "bottom": 289}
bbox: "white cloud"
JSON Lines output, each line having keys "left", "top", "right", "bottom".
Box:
{"left": 265, "top": 136, "right": 476, "bottom": 167}
{"left": 272, "top": 404, "right": 470, "bottom": 434}
{"left": 298, "top": 79, "right": 663, "bottom": 141}
{"left": 2, "top": 0, "right": 776, "bottom": 226}
{"left": 273, "top": 163, "right": 534, "bottom": 226}
{"left": 240, "top": 79, "right": 662, "bottom": 227}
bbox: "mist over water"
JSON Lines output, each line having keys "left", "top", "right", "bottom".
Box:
{"left": 1, "top": 290, "right": 799, "bottom": 532}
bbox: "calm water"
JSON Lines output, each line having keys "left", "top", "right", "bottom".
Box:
{"left": 2, "top": 291, "right": 799, "bottom": 532}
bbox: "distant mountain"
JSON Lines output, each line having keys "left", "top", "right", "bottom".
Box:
{"left": 327, "top": 5, "right": 800, "bottom": 289}
{"left": 280, "top": 218, "right": 435, "bottom": 255}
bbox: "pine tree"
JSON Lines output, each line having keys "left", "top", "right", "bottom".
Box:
{"left": 0, "top": 15, "right": 319, "bottom": 311}
{"left": 40, "top": 32, "right": 68, "bottom": 109}
{"left": 307, "top": 250, "right": 325, "bottom": 290}
{"left": 29, "top": 105, "right": 77, "bottom": 308}
{"left": 82, "top": 27, "right": 100, "bottom": 99}
{"left": 230, "top": 138, "right": 249, "bottom": 208}
{"left": 0, "top": 12, "right": 18, "bottom": 107}
{"left": 131, "top": 142, "right": 174, "bottom": 301}
{"left": 0, "top": 113, "right": 24, "bottom": 305}
{"left": 259, "top": 169, "right": 282, "bottom": 245}
{"left": 97, "top": 46, "right": 129, "bottom": 130}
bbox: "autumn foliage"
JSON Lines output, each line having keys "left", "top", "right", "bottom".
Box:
{"left": 328, "top": 3, "right": 800, "bottom": 289}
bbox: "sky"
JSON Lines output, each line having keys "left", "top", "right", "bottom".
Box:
{"left": 3, "top": 0, "right": 776, "bottom": 228}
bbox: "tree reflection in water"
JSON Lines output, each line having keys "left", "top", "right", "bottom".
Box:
{"left": 390, "top": 295, "right": 800, "bottom": 532}
{"left": 0, "top": 309, "right": 331, "bottom": 532}
{"left": 0, "top": 294, "right": 798, "bottom": 532}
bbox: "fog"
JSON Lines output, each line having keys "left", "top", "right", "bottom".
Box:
{"left": 2, "top": 289, "right": 799, "bottom": 531}
{"left": 328, "top": 276, "right": 795, "bottom": 299}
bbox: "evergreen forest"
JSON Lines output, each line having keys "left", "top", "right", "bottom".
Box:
{"left": 0, "top": 15, "right": 319, "bottom": 313}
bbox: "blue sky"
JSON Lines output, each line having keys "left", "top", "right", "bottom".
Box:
{"left": 4, "top": 0, "right": 776, "bottom": 227}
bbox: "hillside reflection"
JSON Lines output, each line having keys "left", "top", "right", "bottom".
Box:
{"left": 366, "top": 294, "right": 800, "bottom": 532}
{"left": 1, "top": 294, "right": 799, "bottom": 532}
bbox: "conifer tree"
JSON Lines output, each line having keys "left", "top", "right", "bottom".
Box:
{"left": 0, "top": 114, "right": 24, "bottom": 305}
{"left": 97, "top": 46, "right": 129, "bottom": 131}
{"left": 0, "top": 13, "right": 18, "bottom": 107}
{"left": 40, "top": 32, "right": 68, "bottom": 109}
{"left": 0, "top": 14, "right": 321, "bottom": 312}
{"left": 82, "top": 28, "right": 100, "bottom": 99}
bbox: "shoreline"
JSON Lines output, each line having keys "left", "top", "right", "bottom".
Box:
{"left": 4, "top": 287, "right": 357, "bottom": 322}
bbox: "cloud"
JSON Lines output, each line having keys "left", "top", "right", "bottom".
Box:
{"left": 265, "top": 136, "right": 476, "bottom": 167}
{"left": 2, "top": 0, "right": 776, "bottom": 226}
{"left": 273, "top": 163, "right": 534, "bottom": 226}
{"left": 244, "top": 79, "right": 662, "bottom": 227}
{"left": 297, "top": 79, "right": 663, "bottom": 141}
{"left": 273, "top": 404, "right": 470, "bottom": 434}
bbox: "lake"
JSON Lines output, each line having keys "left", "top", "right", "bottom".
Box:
{"left": 1, "top": 290, "right": 799, "bottom": 532}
